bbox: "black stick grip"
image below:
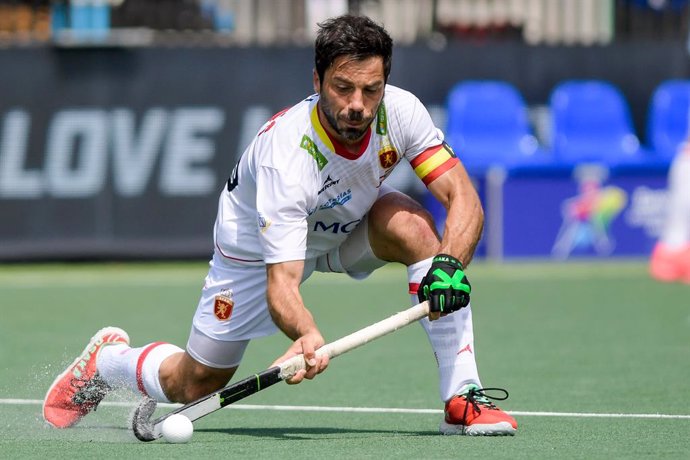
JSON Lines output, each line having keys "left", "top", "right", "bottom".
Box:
{"left": 218, "top": 366, "right": 283, "bottom": 408}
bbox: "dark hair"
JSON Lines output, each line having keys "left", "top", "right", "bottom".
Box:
{"left": 314, "top": 15, "right": 393, "bottom": 84}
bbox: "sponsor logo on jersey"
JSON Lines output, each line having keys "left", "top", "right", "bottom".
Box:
{"left": 313, "top": 219, "right": 361, "bottom": 234}
{"left": 257, "top": 212, "right": 272, "bottom": 233}
{"left": 300, "top": 135, "right": 328, "bottom": 170}
{"left": 376, "top": 103, "right": 388, "bottom": 135}
{"left": 318, "top": 175, "right": 340, "bottom": 195}
{"left": 214, "top": 288, "right": 234, "bottom": 321}
{"left": 319, "top": 189, "right": 352, "bottom": 210}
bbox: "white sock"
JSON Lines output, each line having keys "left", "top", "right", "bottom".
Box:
{"left": 662, "top": 151, "right": 690, "bottom": 249}
{"left": 407, "top": 258, "right": 481, "bottom": 403}
{"left": 97, "top": 342, "right": 183, "bottom": 403}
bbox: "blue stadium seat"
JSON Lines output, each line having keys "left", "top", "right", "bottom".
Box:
{"left": 628, "top": 0, "right": 689, "bottom": 10}
{"left": 646, "top": 79, "right": 690, "bottom": 160}
{"left": 445, "top": 80, "right": 544, "bottom": 174}
{"left": 549, "top": 80, "right": 645, "bottom": 167}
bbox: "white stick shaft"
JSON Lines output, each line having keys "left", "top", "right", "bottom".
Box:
{"left": 278, "top": 301, "right": 429, "bottom": 379}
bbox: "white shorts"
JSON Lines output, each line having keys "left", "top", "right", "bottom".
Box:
{"left": 186, "top": 188, "right": 395, "bottom": 368}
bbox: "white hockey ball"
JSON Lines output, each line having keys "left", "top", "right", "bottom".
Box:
{"left": 161, "top": 414, "right": 194, "bottom": 443}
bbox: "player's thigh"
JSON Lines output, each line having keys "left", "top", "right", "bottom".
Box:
{"left": 188, "top": 254, "right": 278, "bottom": 368}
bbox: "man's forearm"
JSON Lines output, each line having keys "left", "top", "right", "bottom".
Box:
{"left": 440, "top": 198, "right": 484, "bottom": 267}
{"left": 265, "top": 260, "right": 319, "bottom": 340}
{"left": 267, "top": 285, "right": 318, "bottom": 341}
{"left": 427, "top": 163, "right": 484, "bottom": 267}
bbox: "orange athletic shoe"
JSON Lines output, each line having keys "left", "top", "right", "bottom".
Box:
{"left": 43, "top": 327, "right": 129, "bottom": 428}
{"left": 649, "top": 243, "right": 690, "bottom": 283}
{"left": 440, "top": 384, "right": 517, "bottom": 436}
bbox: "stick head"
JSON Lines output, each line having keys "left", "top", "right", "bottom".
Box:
{"left": 131, "top": 397, "right": 158, "bottom": 442}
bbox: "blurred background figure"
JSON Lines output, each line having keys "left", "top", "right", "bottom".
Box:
{"left": 649, "top": 129, "right": 690, "bottom": 284}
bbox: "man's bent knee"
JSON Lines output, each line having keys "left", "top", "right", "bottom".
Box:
{"left": 367, "top": 192, "right": 440, "bottom": 265}
{"left": 159, "top": 351, "right": 238, "bottom": 403}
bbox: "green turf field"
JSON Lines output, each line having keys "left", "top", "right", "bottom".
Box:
{"left": 1, "top": 261, "right": 688, "bottom": 459}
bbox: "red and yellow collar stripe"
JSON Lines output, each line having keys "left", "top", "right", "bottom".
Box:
{"left": 311, "top": 105, "right": 335, "bottom": 151}
{"left": 410, "top": 143, "right": 459, "bottom": 186}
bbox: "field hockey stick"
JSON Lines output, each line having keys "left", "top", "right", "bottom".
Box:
{"left": 132, "top": 300, "right": 429, "bottom": 442}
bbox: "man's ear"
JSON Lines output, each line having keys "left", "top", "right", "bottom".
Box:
{"left": 313, "top": 69, "right": 320, "bottom": 94}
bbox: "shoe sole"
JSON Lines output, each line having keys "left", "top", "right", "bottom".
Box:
{"left": 43, "top": 326, "right": 130, "bottom": 428}
{"left": 439, "top": 420, "right": 516, "bottom": 436}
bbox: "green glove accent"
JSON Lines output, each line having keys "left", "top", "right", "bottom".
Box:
{"left": 418, "top": 254, "right": 471, "bottom": 314}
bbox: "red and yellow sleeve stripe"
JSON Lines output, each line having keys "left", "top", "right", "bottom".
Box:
{"left": 410, "top": 144, "right": 459, "bottom": 186}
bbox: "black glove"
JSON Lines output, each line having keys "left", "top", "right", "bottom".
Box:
{"left": 418, "top": 254, "right": 471, "bottom": 314}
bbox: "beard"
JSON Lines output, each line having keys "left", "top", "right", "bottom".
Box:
{"left": 319, "top": 94, "right": 376, "bottom": 143}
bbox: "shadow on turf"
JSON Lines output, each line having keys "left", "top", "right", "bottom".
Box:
{"left": 198, "top": 427, "right": 437, "bottom": 439}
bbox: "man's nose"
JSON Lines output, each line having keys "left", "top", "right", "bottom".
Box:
{"left": 348, "top": 89, "right": 365, "bottom": 112}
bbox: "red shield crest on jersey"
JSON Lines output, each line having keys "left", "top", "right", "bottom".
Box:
{"left": 214, "top": 296, "right": 234, "bottom": 321}
{"left": 379, "top": 149, "right": 398, "bottom": 168}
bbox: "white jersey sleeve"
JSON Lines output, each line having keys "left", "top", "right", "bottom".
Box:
{"left": 214, "top": 99, "right": 321, "bottom": 265}
{"left": 384, "top": 86, "right": 459, "bottom": 187}
{"left": 253, "top": 105, "right": 323, "bottom": 264}
{"left": 400, "top": 92, "right": 444, "bottom": 160}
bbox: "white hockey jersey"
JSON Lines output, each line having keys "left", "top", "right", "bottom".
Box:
{"left": 214, "top": 85, "right": 458, "bottom": 265}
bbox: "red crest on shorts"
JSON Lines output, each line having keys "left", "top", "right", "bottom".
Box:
{"left": 379, "top": 149, "right": 398, "bottom": 168}
{"left": 214, "top": 296, "right": 234, "bottom": 321}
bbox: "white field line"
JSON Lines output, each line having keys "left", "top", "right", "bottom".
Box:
{"left": 3, "top": 399, "right": 689, "bottom": 420}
